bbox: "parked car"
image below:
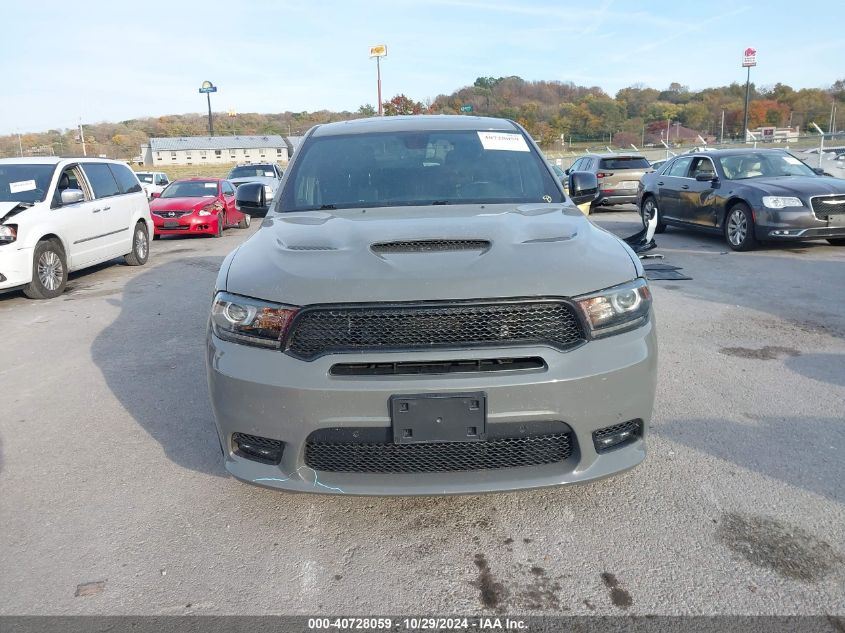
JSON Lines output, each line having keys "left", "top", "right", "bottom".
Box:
{"left": 226, "top": 163, "right": 284, "bottom": 205}
{"left": 649, "top": 159, "right": 667, "bottom": 172}
{"left": 637, "top": 148, "right": 845, "bottom": 250}
{"left": 0, "top": 157, "right": 151, "bottom": 299}
{"left": 135, "top": 171, "right": 170, "bottom": 199}
{"left": 208, "top": 115, "right": 656, "bottom": 496}
{"left": 149, "top": 178, "right": 249, "bottom": 239}
{"left": 566, "top": 153, "right": 651, "bottom": 212}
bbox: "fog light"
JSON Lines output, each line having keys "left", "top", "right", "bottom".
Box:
{"left": 592, "top": 420, "right": 642, "bottom": 453}
{"left": 233, "top": 432, "right": 284, "bottom": 464}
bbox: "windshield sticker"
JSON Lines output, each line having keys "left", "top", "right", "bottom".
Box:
{"left": 204, "top": 182, "right": 217, "bottom": 188}
{"left": 9, "top": 179, "right": 37, "bottom": 193}
{"left": 477, "top": 131, "right": 530, "bottom": 152}
{"left": 264, "top": 171, "right": 274, "bottom": 177}
{"left": 783, "top": 156, "right": 802, "bottom": 165}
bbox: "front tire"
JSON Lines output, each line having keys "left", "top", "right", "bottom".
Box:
{"left": 23, "top": 239, "right": 68, "bottom": 299}
{"left": 725, "top": 203, "right": 758, "bottom": 251}
{"left": 237, "top": 213, "right": 251, "bottom": 229}
{"left": 827, "top": 238, "right": 845, "bottom": 246}
{"left": 213, "top": 213, "right": 224, "bottom": 238}
{"left": 641, "top": 196, "right": 666, "bottom": 233}
{"left": 124, "top": 222, "right": 149, "bottom": 266}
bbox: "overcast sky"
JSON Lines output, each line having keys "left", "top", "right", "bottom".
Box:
{"left": 2, "top": 0, "right": 843, "bottom": 135}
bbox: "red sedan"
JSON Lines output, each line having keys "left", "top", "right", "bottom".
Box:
{"left": 149, "top": 178, "right": 250, "bottom": 239}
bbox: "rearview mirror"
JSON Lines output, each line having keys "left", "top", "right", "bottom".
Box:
{"left": 567, "top": 171, "right": 599, "bottom": 206}
{"left": 60, "top": 189, "right": 85, "bottom": 205}
{"left": 235, "top": 182, "right": 268, "bottom": 216}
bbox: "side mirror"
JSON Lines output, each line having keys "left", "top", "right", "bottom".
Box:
{"left": 564, "top": 168, "right": 571, "bottom": 175}
{"left": 60, "top": 189, "right": 85, "bottom": 205}
{"left": 812, "top": 167, "right": 829, "bottom": 176}
{"left": 151, "top": 191, "right": 161, "bottom": 199}
{"left": 235, "top": 182, "right": 268, "bottom": 216}
{"left": 695, "top": 173, "right": 717, "bottom": 182}
{"left": 567, "top": 171, "right": 599, "bottom": 206}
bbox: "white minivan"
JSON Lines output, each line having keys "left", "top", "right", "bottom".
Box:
{"left": 135, "top": 171, "right": 170, "bottom": 199}
{"left": 0, "top": 157, "right": 153, "bottom": 299}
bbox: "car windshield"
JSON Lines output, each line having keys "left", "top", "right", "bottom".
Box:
{"left": 136, "top": 173, "right": 154, "bottom": 183}
{"left": 160, "top": 180, "right": 219, "bottom": 198}
{"left": 280, "top": 129, "right": 563, "bottom": 212}
{"left": 599, "top": 157, "right": 650, "bottom": 169}
{"left": 718, "top": 152, "right": 816, "bottom": 180}
{"left": 0, "top": 164, "right": 57, "bottom": 203}
{"left": 229, "top": 166, "right": 276, "bottom": 178}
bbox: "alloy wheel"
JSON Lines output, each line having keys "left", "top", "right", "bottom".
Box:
{"left": 37, "top": 251, "right": 63, "bottom": 291}
{"left": 727, "top": 209, "right": 747, "bottom": 246}
{"left": 135, "top": 227, "right": 148, "bottom": 259}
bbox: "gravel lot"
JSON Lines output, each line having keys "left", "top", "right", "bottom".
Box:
{"left": 1, "top": 209, "right": 844, "bottom": 617}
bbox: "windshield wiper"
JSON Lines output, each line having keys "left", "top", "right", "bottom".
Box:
{"left": 430, "top": 200, "right": 452, "bottom": 205}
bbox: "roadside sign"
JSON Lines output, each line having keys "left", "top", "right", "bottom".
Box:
{"left": 742, "top": 47, "right": 757, "bottom": 67}
{"left": 460, "top": 104, "right": 473, "bottom": 113}
{"left": 369, "top": 45, "right": 387, "bottom": 58}
{"left": 199, "top": 80, "right": 217, "bottom": 94}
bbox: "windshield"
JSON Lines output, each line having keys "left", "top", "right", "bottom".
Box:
{"left": 136, "top": 173, "right": 154, "bottom": 183}
{"left": 0, "top": 164, "right": 57, "bottom": 203}
{"left": 160, "top": 180, "right": 219, "bottom": 198}
{"left": 229, "top": 166, "right": 277, "bottom": 178}
{"left": 599, "top": 157, "right": 650, "bottom": 169}
{"left": 280, "top": 129, "right": 563, "bottom": 212}
{"left": 718, "top": 152, "right": 816, "bottom": 180}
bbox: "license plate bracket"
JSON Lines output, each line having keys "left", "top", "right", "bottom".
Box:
{"left": 390, "top": 392, "right": 487, "bottom": 444}
{"left": 163, "top": 221, "right": 180, "bottom": 228}
{"left": 828, "top": 213, "right": 845, "bottom": 228}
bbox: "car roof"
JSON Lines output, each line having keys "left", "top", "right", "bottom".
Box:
{"left": 585, "top": 153, "right": 646, "bottom": 159}
{"left": 174, "top": 177, "right": 223, "bottom": 182}
{"left": 676, "top": 148, "right": 793, "bottom": 158}
{"left": 0, "top": 156, "right": 126, "bottom": 166}
{"left": 310, "top": 115, "right": 520, "bottom": 137}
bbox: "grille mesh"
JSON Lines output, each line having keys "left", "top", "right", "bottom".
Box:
{"left": 371, "top": 239, "right": 491, "bottom": 253}
{"left": 153, "top": 210, "right": 192, "bottom": 218}
{"left": 305, "top": 432, "right": 573, "bottom": 473}
{"left": 286, "top": 301, "right": 585, "bottom": 359}
{"left": 811, "top": 195, "right": 845, "bottom": 217}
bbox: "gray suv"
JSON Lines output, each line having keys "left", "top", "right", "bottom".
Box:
{"left": 207, "top": 115, "right": 657, "bottom": 495}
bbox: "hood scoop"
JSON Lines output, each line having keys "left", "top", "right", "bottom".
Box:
{"left": 371, "top": 239, "right": 491, "bottom": 254}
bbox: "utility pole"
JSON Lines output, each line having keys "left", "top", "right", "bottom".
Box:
{"left": 199, "top": 81, "right": 217, "bottom": 136}
{"left": 17, "top": 130, "right": 23, "bottom": 157}
{"left": 720, "top": 109, "right": 725, "bottom": 145}
{"left": 369, "top": 45, "right": 387, "bottom": 116}
{"left": 79, "top": 119, "right": 87, "bottom": 157}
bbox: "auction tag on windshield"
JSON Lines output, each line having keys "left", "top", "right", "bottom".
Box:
{"left": 204, "top": 182, "right": 217, "bottom": 188}
{"left": 9, "top": 179, "right": 37, "bottom": 193}
{"left": 477, "top": 131, "right": 530, "bottom": 152}
{"left": 783, "top": 156, "right": 802, "bottom": 165}
{"left": 264, "top": 171, "right": 274, "bottom": 177}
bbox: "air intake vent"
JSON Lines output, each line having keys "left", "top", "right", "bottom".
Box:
{"left": 371, "top": 239, "right": 490, "bottom": 254}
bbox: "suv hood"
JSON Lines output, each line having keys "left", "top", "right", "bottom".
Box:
{"left": 229, "top": 176, "right": 278, "bottom": 188}
{"left": 224, "top": 204, "right": 637, "bottom": 305}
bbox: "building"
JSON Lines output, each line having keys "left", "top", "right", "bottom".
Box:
{"left": 746, "top": 127, "right": 800, "bottom": 143}
{"left": 141, "top": 135, "right": 290, "bottom": 166}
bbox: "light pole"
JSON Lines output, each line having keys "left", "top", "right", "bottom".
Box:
{"left": 369, "top": 45, "right": 387, "bottom": 116}
{"left": 741, "top": 48, "right": 757, "bottom": 142}
{"left": 199, "top": 81, "right": 218, "bottom": 136}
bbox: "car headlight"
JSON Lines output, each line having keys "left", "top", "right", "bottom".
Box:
{"left": 263, "top": 185, "right": 274, "bottom": 199}
{"left": 574, "top": 278, "right": 652, "bottom": 338}
{"left": 761, "top": 196, "right": 803, "bottom": 209}
{"left": 0, "top": 224, "right": 17, "bottom": 245}
{"left": 211, "top": 292, "right": 299, "bottom": 349}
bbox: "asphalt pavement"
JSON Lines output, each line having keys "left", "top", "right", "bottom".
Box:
{"left": 1, "top": 210, "right": 844, "bottom": 617}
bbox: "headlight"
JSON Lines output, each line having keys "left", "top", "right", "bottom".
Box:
{"left": 0, "top": 224, "right": 16, "bottom": 245}
{"left": 263, "top": 185, "right": 274, "bottom": 199}
{"left": 211, "top": 292, "right": 299, "bottom": 349}
{"left": 761, "top": 196, "right": 803, "bottom": 209}
{"left": 198, "top": 205, "right": 214, "bottom": 217}
{"left": 574, "top": 278, "right": 652, "bottom": 338}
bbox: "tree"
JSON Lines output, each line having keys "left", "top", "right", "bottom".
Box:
{"left": 357, "top": 104, "right": 376, "bottom": 117}
{"left": 382, "top": 94, "right": 424, "bottom": 116}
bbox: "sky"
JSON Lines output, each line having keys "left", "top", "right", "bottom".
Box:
{"left": 2, "top": 0, "right": 844, "bottom": 135}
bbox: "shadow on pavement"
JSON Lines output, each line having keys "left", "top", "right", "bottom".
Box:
{"left": 91, "top": 255, "right": 226, "bottom": 477}
{"left": 653, "top": 415, "right": 845, "bottom": 503}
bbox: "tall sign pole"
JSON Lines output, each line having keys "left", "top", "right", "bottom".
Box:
{"left": 199, "top": 81, "right": 218, "bottom": 136}
{"left": 741, "top": 48, "right": 757, "bottom": 142}
{"left": 369, "top": 45, "right": 387, "bottom": 116}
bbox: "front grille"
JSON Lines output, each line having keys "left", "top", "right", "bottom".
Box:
{"left": 371, "top": 239, "right": 491, "bottom": 254}
{"left": 811, "top": 195, "right": 845, "bottom": 218}
{"left": 330, "top": 356, "right": 546, "bottom": 376}
{"left": 153, "top": 210, "right": 192, "bottom": 218}
{"left": 305, "top": 424, "right": 574, "bottom": 473}
{"left": 286, "top": 300, "right": 585, "bottom": 360}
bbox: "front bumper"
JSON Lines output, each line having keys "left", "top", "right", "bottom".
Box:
{"left": 754, "top": 206, "right": 845, "bottom": 240}
{"left": 0, "top": 244, "right": 33, "bottom": 291}
{"left": 206, "top": 317, "right": 658, "bottom": 495}
{"left": 152, "top": 214, "right": 218, "bottom": 236}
